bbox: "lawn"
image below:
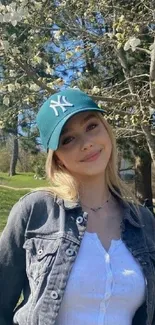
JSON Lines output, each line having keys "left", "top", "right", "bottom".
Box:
{"left": 0, "top": 173, "right": 49, "bottom": 233}
{"left": 0, "top": 187, "right": 29, "bottom": 233}
{"left": 0, "top": 172, "right": 49, "bottom": 188}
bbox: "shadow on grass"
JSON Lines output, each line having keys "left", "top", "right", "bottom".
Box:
{"left": 0, "top": 177, "right": 6, "bottom": 185}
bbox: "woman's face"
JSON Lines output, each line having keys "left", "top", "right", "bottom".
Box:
{"left": 55, "top": 112, "right": 112, "bottom": 180}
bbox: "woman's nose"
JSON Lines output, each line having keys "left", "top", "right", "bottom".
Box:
{"left": 80, "top": 135, "right": 93, "bottom": 151}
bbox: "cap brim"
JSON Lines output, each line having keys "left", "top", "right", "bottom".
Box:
{"left": 48, "top": 107, "right": 104, "bottom": 150}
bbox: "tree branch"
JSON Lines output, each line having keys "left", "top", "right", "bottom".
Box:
{"left": 116, "top": 128, "right": 144, "bottom": 135}
{"left": 14, "top": 58, "right": 55, "bottom": 94}
{"left": 141, "top": 124, "right": 155, "bottom": 164}
{"left": 12, "top": 57, "right": 151, "bottom": 109}
{"left": 150, "top": 37, "right": 155, "bottom": 101}
{"left": 136, "top": 47, "right": 150, "bottom": 55}
{"left": 89, "top": 94, "right": 149, "bottom": 107}
{"left": 105, "top": 74, "right": 149, "bottom": 90}
{"left": 119, "top": 166, "right": 134, "bottom": 172}
{"left": 116, "top": 46, "right": 135, "bottom": 94}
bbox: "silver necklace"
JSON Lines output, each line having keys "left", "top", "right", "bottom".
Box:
{"left": 81, "top": 193, "right": 111, "bottom": 212}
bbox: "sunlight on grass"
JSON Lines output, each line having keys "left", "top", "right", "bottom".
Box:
{"left": 0, "top": 188, "right": 29, "bottom": 233}
{"left": 0, "top": 172, "right": 49, "bottom": 188}
{"left": 0, "top": 173, "right": 50, "bottom": 232}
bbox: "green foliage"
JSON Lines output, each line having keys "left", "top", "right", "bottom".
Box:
{"left": 16, "top": 151, "right": 36, "bottom": 173}
{"left": 0, "top": 147, "right": 11, "bottom": 172}
{"left": 0, "top": 139, "right": 40, "bottom": 174}
{"left": 19, "top": 130, "right": 40, "bottom": 155}
{"left": 1, "top": 0, "right": 155, "bottom": 164}
{"left": 31, "top": 152, "right": 47, "bottom": 178}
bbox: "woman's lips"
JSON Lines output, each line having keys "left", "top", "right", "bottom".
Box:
{"left": 81, "top": 150, "right": 101, "bottom": 162}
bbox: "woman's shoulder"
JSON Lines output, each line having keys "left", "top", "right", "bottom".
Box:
{"left": 137, "top": 204, "right": 155, "bottom": 242}
{"left": 7, "top": 189, "right": 56, "bottom": 224}
{"left": 1, "top": 190, "right": 59, "bottom": 238}
{"left": 19, "top": 189, "right": 55, "bottom": 206}
{"left": 127, "top": 201, "right": 154, "bottom": 224}
{"left": 138, "top": 204, "right": 155, "bottom": 224}
{"left": 18, "top": 189, "right": 59, "bottom": 215}
{"left": 125, "top": 201, "right": 155, "bottom": 236}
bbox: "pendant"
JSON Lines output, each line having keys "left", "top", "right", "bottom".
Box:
{"left": 90, "top": 207, "right": 102, "bottom": 212}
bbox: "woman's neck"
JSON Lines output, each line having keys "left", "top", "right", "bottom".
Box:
{"left": 78, "top": 174, "right": 110, "bottom": 207}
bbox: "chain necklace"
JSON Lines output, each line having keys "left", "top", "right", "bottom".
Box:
{"left": 81, "top": 193, "right": 111, "bottom": 212}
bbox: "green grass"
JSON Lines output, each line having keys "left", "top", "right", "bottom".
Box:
{"left": 0, "top": 172, "right": 49, "bottom": 188}
{"left": 0, "top": 172, "right": 49, "bottom": 233}
{"left": 0, "top": 187, "right": 29, "bottom": 233}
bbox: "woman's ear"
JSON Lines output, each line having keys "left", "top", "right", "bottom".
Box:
{"left": 54, "top": 154, "right": 65, "bottom": 168}
{"left": 58, "top": 160, "right": 65, "bottom": 167}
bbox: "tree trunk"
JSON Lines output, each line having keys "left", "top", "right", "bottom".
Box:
{"left": 9, "top": 136, "right": 18, "bottom": 176}
{"left": 141, "top": 124, "right": 155, "bottom": 166}
{"left": 135, "top": 150, "right": 153, "bottom": 213}
{"left": 116, "top": 44, "right": 155, "bottom": 166}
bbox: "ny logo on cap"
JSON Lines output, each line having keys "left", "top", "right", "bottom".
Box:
{"left": 50, "top": 95, "right": 74, "bottom": 116}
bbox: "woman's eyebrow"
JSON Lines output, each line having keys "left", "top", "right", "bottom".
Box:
{"left": 61, "top": 113, "right": 96, "bottom": 135}
{"left": 82, "top": 113, "right": 96, "bottom": 124}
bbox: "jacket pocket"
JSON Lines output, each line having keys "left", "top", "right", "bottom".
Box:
{"left": 23, "top": 238, "right": 59, "bottom": 281}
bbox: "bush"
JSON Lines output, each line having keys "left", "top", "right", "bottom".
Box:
{"left": 31, "top": 152, "right": 47, "bottom": 178}
{"left": 0, "top": 141, "right": 47, "bottom": 176}
{"left": 0, "top": 147, "right": 11, "bottom": 173}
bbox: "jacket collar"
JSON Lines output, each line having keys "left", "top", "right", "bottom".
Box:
{"left": 56, "top": 194, "right": 142, "bottom": 228}
{"left": 118, "top": 197, "right": 142, "bottom": 228}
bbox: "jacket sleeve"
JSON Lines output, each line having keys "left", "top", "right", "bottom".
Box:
{"left": 139, "top": 205, "right": 155, "bottom": 245}
{"left": 0, "top": 198, "right": 29, "bottom": 325}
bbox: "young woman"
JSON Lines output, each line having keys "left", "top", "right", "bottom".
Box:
{"left": 0, "top": 88, "right": 155, "bottom": 325}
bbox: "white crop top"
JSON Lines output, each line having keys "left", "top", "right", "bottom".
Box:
{"left": 55, "top": 231, "right": 146, "bottom": 325}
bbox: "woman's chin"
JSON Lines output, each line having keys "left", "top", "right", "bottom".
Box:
{"left": 75, "top": 168, "right": 106, "bottom": 179}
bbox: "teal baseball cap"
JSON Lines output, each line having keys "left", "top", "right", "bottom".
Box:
{"left": 36, "top": 88, "right": 105, "bottom": 150}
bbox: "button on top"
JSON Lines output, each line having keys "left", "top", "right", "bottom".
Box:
{"left": 83, "top": 215, "right": 88, "bottom": 222}
{"left": 76, "top": 216, "right": 84, "bottom": 225}
{"left": 83, "top": 212, "right": 88, "bottom": 222}
{"left": 37, "top": 248, "right": 43, "bottom": 255}
{"left": 51, "top": 290, "right": 58, "bottom": 300}
{"left": 105, "top": 292, "right": 110, "bottom": 300}
{"left": 66, "top": 248, "right": 74, "bottom": 256}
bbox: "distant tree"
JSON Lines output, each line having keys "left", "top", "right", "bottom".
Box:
{"left": 1, "top": 0, "right": 155, "bottom": 175}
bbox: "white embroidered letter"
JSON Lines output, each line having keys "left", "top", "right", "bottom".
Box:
{"left": 50, "top": 95, "right": 74, "bottom": 116}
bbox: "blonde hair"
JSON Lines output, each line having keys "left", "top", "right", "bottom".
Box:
{"left": 44, "top": 113, "right": 137, "bottom": 205}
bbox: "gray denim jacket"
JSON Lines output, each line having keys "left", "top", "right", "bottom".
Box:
{"left": 0, "top": 190, "right": 155, "bottom": 325}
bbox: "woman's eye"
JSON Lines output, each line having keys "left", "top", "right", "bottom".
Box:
{"left": 62, "top": 136, "right": 74, "bottom": 145}
{"left": 87, "top": 123, "right": 98, "bottom": 131}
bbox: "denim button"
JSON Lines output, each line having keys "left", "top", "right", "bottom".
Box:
{"left": 105, "top": 292, "right": 110, "bottom": 300}
{"left": 51, "top": 290, "right": 58, "bottom": 300}
{"left": 137, "top": 256, "right": 143, "bottom": 262}
{"left": 137, "top": 256, "right": 147, "bottom": 266}
{"left": 66, "top": 248, "right": 74, "bottom": 256}
{"left": 37, "top": 249, "right": 43, "bottom": 255}
{"left": 76, "top": 216, "right": 84, "bottom": 225}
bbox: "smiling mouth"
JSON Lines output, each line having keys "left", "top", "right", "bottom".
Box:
{"left": 81, "top": 150, "right": 102, "bottom": 162}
